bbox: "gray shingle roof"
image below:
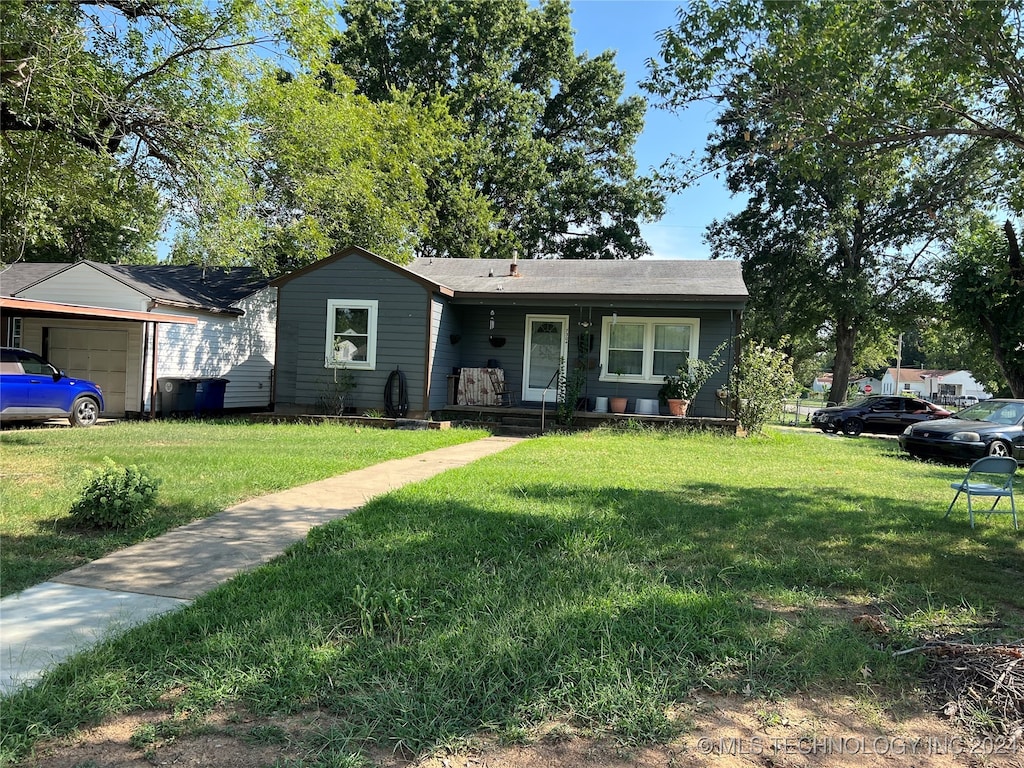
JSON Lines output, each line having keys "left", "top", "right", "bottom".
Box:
{"left": 407, "top": 257, "right": 748, "bottom": 301}
{"left": 1, "top": 261, "right": 270, "bottom": 314}
{"left": 0, "top": 263, "right": 66, "bottom": 295}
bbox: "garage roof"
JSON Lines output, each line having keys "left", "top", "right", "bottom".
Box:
{"left": 0, "top": 296, "right": 197, "bottom": 324}
{"left": 1, "top": 261, "right": 269, "bottom": 315}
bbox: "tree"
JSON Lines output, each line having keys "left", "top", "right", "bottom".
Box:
{"left": 330, "top": 0, "right": 664, "bottom": 260}
{"left": 1, "top": 0, "right": 333, "bottom": 265}
{"left": 645, "top": 0, "right": 997, "bottom": 404}
{"left": 173, "top": 69, "right": 487, "bottom": 273}
{"left": 942, "top": 217, "right": 1024, "bottom": 397}
{"left": 648, "top": 0, "right": 1023, "bottom": 211}
{"left": 901, "top": 315, "right": 1010, "bottom": 396}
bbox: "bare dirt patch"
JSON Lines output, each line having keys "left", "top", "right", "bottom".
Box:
{"left": 20, "top": 694, "right": 1024, "bottom": 768}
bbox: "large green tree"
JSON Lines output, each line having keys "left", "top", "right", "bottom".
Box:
{"left": 942, "top": 217, "right": 1024, "bottom": 397}
{"left": 1, "top": 0, "right": 333, "bottom": 266}
{"left": 172, "top": 69, "right": 487, "bottom": 273}
{"left": 330, "top": 0, "right": 664, "bottom": 260}
{"left": 643, "top": 0, "right": 995, "bottom": 405}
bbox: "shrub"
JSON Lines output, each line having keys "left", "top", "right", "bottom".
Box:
{"left": 69, "top": 458, "right": 162, "bottom": 529}
{"left": 730, "top": 339, "right": 798, "bottom": 434}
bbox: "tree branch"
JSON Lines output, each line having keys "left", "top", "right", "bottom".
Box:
{"left": 0, "top": 103, "right": 121, "bottom": 154}
{"left": 38, "top": 0, "right": 162, "bottom": 20}
{"left": 826, "top": 124, "right": 1024, "bottom": 151}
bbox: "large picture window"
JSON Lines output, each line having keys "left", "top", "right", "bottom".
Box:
{"left": 325, "top": 299, "right": 378, "bottom": 370}
{"left": 599, "top": 316, "right": 699, "bottom": 383}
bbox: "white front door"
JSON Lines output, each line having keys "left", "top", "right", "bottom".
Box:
{"left": 523, "top": 315, "right": 568, "bottom": 402}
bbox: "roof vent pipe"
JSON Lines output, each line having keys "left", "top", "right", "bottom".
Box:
{"left": 509, "top": 249, "right": 519, "bottom": 276}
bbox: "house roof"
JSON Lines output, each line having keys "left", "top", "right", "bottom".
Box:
{"left": 272, "top": 247, "right": 748, "bottom": 304}
{"left": 406, "top": 257, "right": 749, "bottom": 302}
{"left": 0, "top": 261, "right": 271, "bottom": 315}
{"left": 884, "top": 367, "right": 961, "bottom": 383}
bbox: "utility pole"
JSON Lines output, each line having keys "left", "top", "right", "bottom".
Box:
{"left": 895, "top": 333, "right": 903, "bottom": 395}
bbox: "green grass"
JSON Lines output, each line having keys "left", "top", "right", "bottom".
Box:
{"left": 0, "top": 419, "right": 488, "bottom": 596}
{"left": 1, "top": 428, "right": 1022, "bottom": 764}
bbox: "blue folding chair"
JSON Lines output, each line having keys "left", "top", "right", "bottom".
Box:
{"left": 945, "top": 456, "right": 1018, "bottom": 529}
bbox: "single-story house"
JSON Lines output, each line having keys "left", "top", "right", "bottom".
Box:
{"left": 811, "top": 373, "right": 883, "bottom": 398}
{"left": 879, "top": 368, "right": 990, "bottom": 403}
{"left": 0, "top": 261, "right": 276, "bottom": 417}
{"left": 271, "top": 247, "right": 748, "bottom": 418}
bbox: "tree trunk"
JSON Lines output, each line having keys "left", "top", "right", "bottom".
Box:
{"left": 826, "top": 318, "right": 858, "bottom": 405}
{"left": 1001, "top": 221, "right": 1024, "bottom": 397}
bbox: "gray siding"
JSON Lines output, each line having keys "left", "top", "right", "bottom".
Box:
{"left": 429, "top": 298, "right": 462, "bottom": 410}
{"left": 449, "top": 303, "right": 740, "bottom": 417}
{"left": 276, "top": 254, "right": 431, "bottom": 414}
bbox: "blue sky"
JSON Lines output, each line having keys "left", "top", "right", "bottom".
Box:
{"left": 569, "top": 0, "right": 739, "bottom": 259}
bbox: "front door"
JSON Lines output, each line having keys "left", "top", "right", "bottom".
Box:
{"left": 523, "top": 315, "right": 568, "bottom": 402}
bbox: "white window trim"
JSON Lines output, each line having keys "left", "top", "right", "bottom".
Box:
{"left": 325, "top": 299, "right": 378, "bottom": 370}
{"left": 9, "top": 318, "right": 22, "bottom": 348}
{"left": 598, "top": 316, "right": 700, "bottom": 384}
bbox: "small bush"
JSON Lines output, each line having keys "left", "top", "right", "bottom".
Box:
{"left": 69, "top": 458, "right": 162, "bottom": 529}
{"left": 731, "top": 338, "right": 799, "bottom": 434}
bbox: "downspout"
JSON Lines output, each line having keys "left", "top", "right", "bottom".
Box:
{"left": 149, "top": 322, "right": 160, "bottom": 420}
{"left": 141, "top": 321, "right": 150, "bottom": 415}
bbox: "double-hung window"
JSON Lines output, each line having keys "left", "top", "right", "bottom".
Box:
{"left": 325, "top": 299, "right": 377, "bottom": 370}
{"left": 599, "top": 316, "right": 699, "bottom": 383}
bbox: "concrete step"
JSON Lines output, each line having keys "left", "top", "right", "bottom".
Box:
{"left": 500, "top": 416, "right": 545, "bottom": 428}
{"left": 495, "top": 425, "right": 546, "bottom": 437}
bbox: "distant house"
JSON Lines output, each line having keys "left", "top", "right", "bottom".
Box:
{"left": 879, "top": 368, "right": 990, "bottom": 403}
{"left": 272, "top": 247, "right": 749, "bottom": 418}
{"left": 0, "top": 261, "right": 276, "bottom": 417}
{"left": 811, "top": 374, "right": 833, "bottom": 394}
{"left": 811, "top": 373, "right": 882, "bottom": 399}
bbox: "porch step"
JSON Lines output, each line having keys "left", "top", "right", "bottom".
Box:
{"left": 500, "top": 416, "right": 545, "bottom": 428}
{"left": 495, "top": 424, "right": 546, "bottom": 437}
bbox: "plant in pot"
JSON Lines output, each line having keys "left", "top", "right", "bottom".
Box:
{"left": 609, "top": 368, "right": 629, "bottom": 414}
{"left": 659, "top": 344, "right": 726, "bottom": 417}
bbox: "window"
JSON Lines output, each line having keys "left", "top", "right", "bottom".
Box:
{"left": 599, "top": 316, "right": 699, "bottom": 383}
{"left": 325, "top": 300, "right": 377, "bottom": 370}
{"left": 8, "top": 317, "right": 22, "bottom": 348}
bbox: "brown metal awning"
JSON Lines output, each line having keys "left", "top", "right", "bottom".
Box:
{"left": 0, "top": 296, "right": 197, "bottom": 324}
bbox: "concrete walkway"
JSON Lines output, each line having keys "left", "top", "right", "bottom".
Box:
{"left": 0, "top": 436, "right": 522, "bottom": 695}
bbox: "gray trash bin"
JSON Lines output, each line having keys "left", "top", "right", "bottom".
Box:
{"left": 157, "top": 377, "right": 198, "bottom": 415}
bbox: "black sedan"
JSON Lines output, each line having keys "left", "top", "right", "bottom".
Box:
{"left": 899, "top": 399, "right": 1024, "bottom": 462}
{"left": 811, "top": 395, "right": 951, "bottom": 436}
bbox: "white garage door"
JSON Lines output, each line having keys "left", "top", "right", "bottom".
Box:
{"left": 47, "top": 328, "right": 129, "bottom": 416}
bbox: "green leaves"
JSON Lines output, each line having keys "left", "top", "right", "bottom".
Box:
{"left": 69, "top": 458, "right": 162, "bottom": 530}
{"left": 331, "top": 0, "right": 664, "bottom": 260}
{"left": 645, "top": 0, "right": 1006, "bottom": 402}
{"left": 942, "top": 217, "right": 1024, "bottom": 396}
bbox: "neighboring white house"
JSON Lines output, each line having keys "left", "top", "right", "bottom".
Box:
{"left": 879, "top": 368, "right": 990, "bottom": 403}
{"left": 0, "top": 261, "right": 276, "bottom": 417}
{"left": 811, "top": 373, "right": 883, "bottom": 398}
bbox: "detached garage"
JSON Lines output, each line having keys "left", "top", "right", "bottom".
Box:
{"left": 0, "top": 261, "right": 276, "bottom": 417}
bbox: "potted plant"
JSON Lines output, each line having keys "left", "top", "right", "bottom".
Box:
{"left": 659, "top": 345, "right": 726, "bottom": 417}
{"left": 609, "top": 368, "right": 628, "bottom": 413}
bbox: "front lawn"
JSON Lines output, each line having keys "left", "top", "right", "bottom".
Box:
{"left": 0, "top": 420, "right": 488, "bottom": 596}
{"left": 2, "top": 428, "right": 1022, "bottom": 764}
